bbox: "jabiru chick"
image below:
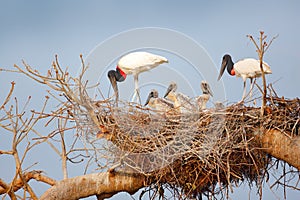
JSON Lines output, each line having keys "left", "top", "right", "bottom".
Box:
{"left": 197, "top": 81, "right": 213, "bottom": 110}
{"left": 144, "top": 89, "right": 174, "bottom": 112}
{"left": 164, "top": 82, "right": 197, "bottom": 113}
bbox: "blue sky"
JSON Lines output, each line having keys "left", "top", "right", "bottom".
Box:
{"left": 1, "top": 1, "right": 299, "bottom": 199}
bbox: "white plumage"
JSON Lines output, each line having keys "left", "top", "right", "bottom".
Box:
{"left": 233, "top": 58, "right": 271, "bottom": 81}
{"left": 218, "top": 54, "right": 272, "bottom": 101}
{"left": 108, "top": 51, "right": 168, "bottom": 103}
{"left": 118, "top": 52, "right": 168, "bottom": 75}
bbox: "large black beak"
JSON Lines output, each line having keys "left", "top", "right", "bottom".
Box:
{"left": 108, "top": 70, "right": 119, "bottom": 102}
{"left": 144, "top": 91, "right": 154, "bottom": 106}
{"left": 217, "top": 56, "right": 228, "bottom": 81}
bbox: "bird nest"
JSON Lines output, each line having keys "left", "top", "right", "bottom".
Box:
{"left": 76, "top": 96, "right": 300, "bottom": 198}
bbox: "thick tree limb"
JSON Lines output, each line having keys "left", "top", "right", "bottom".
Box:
{"left": 258, "top": 129, "right": 300, "bottom": 170}
{"left": 39, "top": 129, "right": 300, "bottom": 200}
{"left": 40, "top": 171, "right": 146, "bottom": 200}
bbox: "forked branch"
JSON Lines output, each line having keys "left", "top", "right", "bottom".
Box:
{"left": 247, "top": 31, "right": 278, "bottom": 116}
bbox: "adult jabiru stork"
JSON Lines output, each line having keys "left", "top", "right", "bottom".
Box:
{"left": 217, "top": 54, "right": 272, "bottom": 102}
{"left": 107, "top": 51, "right": 168, "bottom": 103}
{"left": 197, "top": 81, "right": 213, "bottom": 110}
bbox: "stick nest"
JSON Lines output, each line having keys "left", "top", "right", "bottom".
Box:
{"left": 77, "top": 96, "right": 300, "bottom": 198}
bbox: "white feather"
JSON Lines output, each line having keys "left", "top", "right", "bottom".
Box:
{"left": 118, "top": 51, "right": 168, "bottom": 75}
{"left": 117, "top": 51, "right": 168, "bottom": 103}
{"left": 234, "top": 58, "right": 272, "bottom": 81}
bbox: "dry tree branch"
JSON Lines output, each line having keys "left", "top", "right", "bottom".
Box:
{"left": 58, "top": 114, "right": 69, "bottom": 179}
{"left": 265, "top": 34, "right": 279, "bottom": 53}
{"left": 0, "top": 81, "right": 63, "bottom": 199}
{"left": 0, "top": 150, "right": 14, "bottom": 155}
{"left": 247, "top": 32, "right": 266, "bottom": 116}
{"left": 2, "top": 55, "right": 105, "bottom": 195}
{"left": 30, "top": 127, "right": 61, "bottom": 155}
{"left": 0, "top": 179, "right": 17, "bottom": 200}
{"left": 0, "top": 171, "right": 56, "bottom": 195}
{"left": 40, "top": 171, "right": 146, "bottom": 200}
{"left": 247, "top": 31, "right": 277, "bottom": 117}
{"left": 0, "top": 81, "right": 15, "bottom": 110}
{"left": 12, "top": 139, "right": 38, "bottom": 199}
{"left": 7, "top": 98, "right": 39, "bottom": 200}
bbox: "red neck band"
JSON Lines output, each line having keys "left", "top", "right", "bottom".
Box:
{"left": 230, "top": 68, "right": 235, "bottom": 76}
{"left": 116, "top": 66, "right": 127, "bottom": 79}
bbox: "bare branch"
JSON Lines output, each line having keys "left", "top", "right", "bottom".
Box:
{"left": 247, "top": 31, "right": 277, "bottom": 116}
{"left": 0, "top": 178, "right": 17, "bottom": 200}
{"left": 1, "top": 81, "right": 15, "bottom": 109}
{"left": 0, "top": 150, "right": 14, "bottom": 155}
{"left": 265, "top": 34, "right": 279, "bottom": 53}
{"left": 247, "top": 35, "right": 260, "bottom": 50}
{"left": 59, "top": 117, "right": 69, "bottom": 179}
{"left": 0, "top": 171, "right": 56, "bottom": 195}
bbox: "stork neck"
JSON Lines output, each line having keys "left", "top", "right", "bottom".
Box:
{"left": 226, "top": 59, "right": 235, "bottom": 76}
{"left": 115, "top": 66, "right": 126, "bottom": 82}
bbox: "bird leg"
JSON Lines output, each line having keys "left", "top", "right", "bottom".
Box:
{"left": 132, "top": 75, "right": 142, "bottom": 104}
{"left": 249, "top": 78, "right": 256, "bottom": 105}
{"left": 240, "top": 80, "right": 247, "bottom": 103}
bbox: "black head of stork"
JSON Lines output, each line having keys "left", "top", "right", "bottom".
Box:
{"left": 217, "top": 54, "right": 235, "bottom": 81}
{"left": 217, "top": 53, "right": 272, "bottom": 102}
{"left": 107, "top": 66, "right": 127, "bottom": 102}
{"left": 108, "top": 51, "right": 168, "bottom": 104}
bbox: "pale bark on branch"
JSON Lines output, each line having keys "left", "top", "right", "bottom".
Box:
{"left": 40, "top": 171, "right": 146, "bottom": 200}
{"left": 0, "top": 171, "right": 56, "bottom": 195}
{"left": 258, "top": 129, "right": 300, "bottom": 171}
{"left": 39, "top": 129, "right": 300, "bottom": 200}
